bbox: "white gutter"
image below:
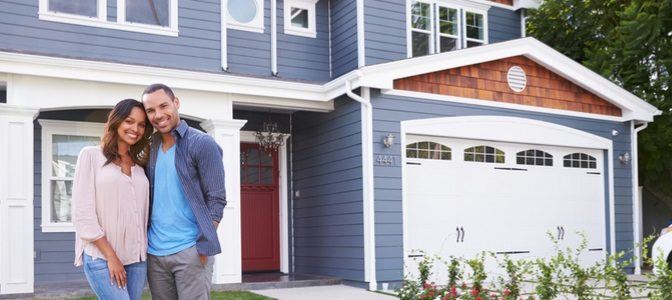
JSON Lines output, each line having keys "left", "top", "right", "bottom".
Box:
{"left": 345, "top": 79, "right": 377, "bottom": 291}
{"left": 220, "top": 0, "right": 228, "bottom": 71}
{"left": 271, "top": 0, "right": 278, "bottom": 76}
{"left": 632, "top": 121, "right": 648, "bottom": 275}
{"left": 356, "top": 0, "right": 365, "bottom": 67}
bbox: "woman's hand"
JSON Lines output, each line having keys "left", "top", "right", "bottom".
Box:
{"left": 107, "top": 255, "right": 127, "bottom": 288}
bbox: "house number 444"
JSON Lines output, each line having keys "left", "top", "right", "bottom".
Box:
{"left": 375, "top": 155, "right": 395, "bottom": 165}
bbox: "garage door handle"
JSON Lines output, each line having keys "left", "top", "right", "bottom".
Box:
{"left": 557, "top": 226, "right": 561, "bottom": 240}
{"left": 456, "top": 227, "right": 460, "bottom": 242}
{"left": 460, "top": 227, "right": 465, "bottom": 242}
{"left": 560, "top": 226, "right": 565, "bottom": 240}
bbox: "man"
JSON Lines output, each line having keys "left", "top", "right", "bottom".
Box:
{"left": 142, "top": 83, "right": 226, "bottom": 299}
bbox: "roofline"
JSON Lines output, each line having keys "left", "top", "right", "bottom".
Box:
{"left": 0, "top": 39, "right": 660, "bottom": 122}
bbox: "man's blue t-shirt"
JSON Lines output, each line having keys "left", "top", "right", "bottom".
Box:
{"left": 148, "top": 144, "right": 200, "bottom": 256}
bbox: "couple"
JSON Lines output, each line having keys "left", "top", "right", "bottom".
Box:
{"left": 72, "top": 84, "right": 226, "bottom": 299}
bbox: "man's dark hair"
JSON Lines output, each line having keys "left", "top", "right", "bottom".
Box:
{"left": 142, "top": 83, "right": 176, "bottom": 101}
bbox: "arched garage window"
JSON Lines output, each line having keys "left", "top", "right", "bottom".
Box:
{"left": 516, "top": 149, "right": 553, "bottom": 166}
{"left": 464, "top": 145, "right": 505, "bottom": 163}
{"left": 406, "top": 141, "right": 451, "bottom": 160}
{"left": 563, "top": 153, "right": 597, "bottom": 169}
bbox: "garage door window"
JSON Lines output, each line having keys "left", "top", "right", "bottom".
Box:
{"left": 464, "top": 145, "right": 504, "bottom": 163}
{"left": 563, "top": 153, "right": 597, "bottom": 169}
{"left": 406, "top": 141, "right": 451, "bottom": 160}
{"left": 516, "top": 149, "right": 553, "bottom": 166}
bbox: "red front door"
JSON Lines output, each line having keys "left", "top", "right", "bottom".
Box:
{"left": 241, "top": 143, "right": 280, "bottom": 272}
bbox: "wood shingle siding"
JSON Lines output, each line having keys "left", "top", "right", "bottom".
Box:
{"left": 393, "top": 56, "right": 622, "bottom": 116}
{"left": 490, "top": 0, "right": 513, "bottom": 5}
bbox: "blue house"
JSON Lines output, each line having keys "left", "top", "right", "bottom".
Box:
{"left": 0, "top": 0, "right": 660, "bottom": 296}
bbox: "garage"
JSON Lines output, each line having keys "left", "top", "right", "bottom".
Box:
{"left": 401, "top": 117, "right": 611, "bottom": 281}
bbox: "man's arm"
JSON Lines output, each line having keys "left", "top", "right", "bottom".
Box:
{"left": 195, "top": 135, "right": 227, "bottom": 224}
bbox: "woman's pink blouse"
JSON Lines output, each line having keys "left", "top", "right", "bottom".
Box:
{"left": 72, "top": 146, "right": 149, "bottom": 267}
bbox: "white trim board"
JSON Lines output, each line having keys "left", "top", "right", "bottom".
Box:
{"left": 0, "top": 37, "right": 659, "bottom": 122}
{"left": 240, "top": 132, "right": 291, "bottom": 274}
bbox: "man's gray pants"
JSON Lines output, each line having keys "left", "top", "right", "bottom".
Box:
{"left": 148, "top": 246, "right": 214, "bottom": 300}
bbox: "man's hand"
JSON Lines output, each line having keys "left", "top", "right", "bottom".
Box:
{"left": 199, "top": 254, "right": 208, "bottom": 266}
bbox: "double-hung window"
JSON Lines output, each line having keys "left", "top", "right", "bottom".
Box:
{"left": 39, "top": 120, "right": 104, "bottom": 232}
{"left": 409, "top": 0, "right": 488, "bottom": 57}
{"left": 39, "top": 0, "right": 179, "bottom": 36}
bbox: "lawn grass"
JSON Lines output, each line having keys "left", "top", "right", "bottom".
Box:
{"left": 77, "top": 290, "right": 274, "bottom": 300}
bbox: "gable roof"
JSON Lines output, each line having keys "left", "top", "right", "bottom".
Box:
{"left": 353, "top": 37, "right": 660, "bottom": 122}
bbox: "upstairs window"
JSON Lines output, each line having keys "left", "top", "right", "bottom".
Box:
{"left": 47, "top": 0, "right": 98, "bottom": 17}
{"left": 227, "top": 0, "right": 264, "bottom": 33}
{"left": 123, "top": 0, "right": 170, "bottom": 27}
{"left": 408, "top": 1, "right": 489, "bottom": 57}
{"left": 464, "top": 145, "right": 504, "bottom": 163}
{"left": 406, "top": 141, "right": 451, "bottom": 160}
{"left": 39, "top": 0, "right": 178, "bottom": 36}
{"left": 284, "top": 0, "right": 318, "bottom": 38}
{"left": 410, "top": 1, "right": 433, "bottom": 56}
{"left": 563, "top": 153, "right": 597, "bottom": 169}
{"left": 464, "top": 11, "right": 485, "bottom": 47}
{"left": 517, "top": 149, "right": 553, "bottom": 166}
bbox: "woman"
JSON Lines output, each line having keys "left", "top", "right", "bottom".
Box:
{"left": 72, "top": 99, "right": 153, "bottom": 300}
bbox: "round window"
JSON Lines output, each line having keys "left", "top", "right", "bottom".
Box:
{"left": 228, "top": 0, "right": 257, "bottom": 24}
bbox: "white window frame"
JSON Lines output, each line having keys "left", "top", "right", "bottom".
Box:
{"left": 409, "top": 0, "right": 434, "bottom": 57}
{"left": 39, "top": 120, "right": 104, "bottom": 233}
{"left": 435, "top": 4, "right": 461, "bottom": 53}
{"left": 462, "top": 9, "right": 488, "bottom": 48}
{"left": 284, "top": 0, "right": 318, "bottom": 38}
{"left": 226, "top": 0, "right": 265, "bottom": 33}
{"left": 38, "top": 0, "right": 179, "bottom": 36}
{"left": 406, "top": 0, "right": 490, "bottom": 57}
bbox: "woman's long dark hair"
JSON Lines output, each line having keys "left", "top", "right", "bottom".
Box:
{"left": 101, "top": 99, "right": 153, "bottom": 166}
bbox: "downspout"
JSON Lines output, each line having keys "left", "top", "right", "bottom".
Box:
{"left": 345, "top": 79, "right": 377, "bottom": 291}
{"left": 632, "top": 121, "right": 648, "bottom": 275}
{"left": 221, "top": 0, "right": 229, "bottom": 71}
{"left": 271, "top": 0, "right": 278, "bottom": 76}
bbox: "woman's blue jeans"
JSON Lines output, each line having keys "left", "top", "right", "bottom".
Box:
{"left": 83, "top": 254, "right": 147, "bottom": 300}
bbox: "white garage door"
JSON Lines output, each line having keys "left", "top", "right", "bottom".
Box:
{"left": 404, "top": 135, "right": 607, "bottom": 280}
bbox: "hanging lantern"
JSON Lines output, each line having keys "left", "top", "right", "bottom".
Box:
{"left": 254, "top": 118, "right": 286, "bottom": 153}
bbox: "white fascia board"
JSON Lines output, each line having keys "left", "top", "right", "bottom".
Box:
{"left": 356, "top": 37, "right": 661, "bottom": 122}
{"left": 0, "top": 51, "right": 329, "bottom": 103}
{"left": 513, "top": 0, "right": 541, "bottom": 10}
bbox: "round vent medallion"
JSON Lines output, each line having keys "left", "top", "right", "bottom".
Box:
{"left": 507, "top": 66, "right": 527, "bottom": 92}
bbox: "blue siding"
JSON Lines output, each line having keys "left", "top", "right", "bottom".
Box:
{"left": 0, "top": 0, "right": 331, "bottom": 82}
{"left": 330, "top": 0, "right": 358, "bottom": 77}
{"left": 370, "top": 89, "right": 634, "bottom": 283}
{"left": 488, "top": 6, "right": 521, "bottom": 43}
{"left": 364, "top": 0, "right": 406, "bottom": 65}
{"left": 276, "top": 0, "right": 330, "bottom": 81}
{"left": 292, "top": 96, "right": 365, "bottom": 281}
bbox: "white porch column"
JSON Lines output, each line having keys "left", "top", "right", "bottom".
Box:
{"left": 0, "top": 105, "right": 38, "bottom": 295}
{"left": 200, "top": 119, "right": 247, "bottom": 284}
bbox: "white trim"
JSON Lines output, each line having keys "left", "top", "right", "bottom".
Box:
{"left": 38, "top": 120, "right": 105, "bottom": 233}
{"left": 383, "top": 89, "right": 628, "bottom": 123}
{"left": 632, "top": 121, "right": 648, "bottom": 274}
{"left": 39, "top": 0, "right": 179, "bottom": 36}
{"left": 271, "top": 0, "right": 278, "bottom": 74}
{"left": 0, "top": 105, "right": 39, "bottom": 295}
{"left": 356, "top": 0, "right": 365, "bottom": 67}
{"left": 344, "top": 82, "right": 377, "bottom": 290}
{"left": 513, "top": 0, "right": 541, "bottom": 10}
{"left": 226, "top": 0, "right": 265, "bottom": 33}
{"left": 283, "top": 0, "right": 318, "bottom": 38}
{"left": 327, "top": 0, "right": 333, "bottom": 78}
{"left": 221, "top": 0, "right": 229, "bottom": 71}
{"left": 400, "top": 116, "right": 617, "bottom": 270}
{"left": 520, "top": 8, "right": 527, "bottom": 37}
{"left": 240, "top": 132, "right": 290, "bottom": 273}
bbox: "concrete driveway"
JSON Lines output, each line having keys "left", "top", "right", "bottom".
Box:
{"left": 254, "top": 285, "right": 397, "bottom": 300}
